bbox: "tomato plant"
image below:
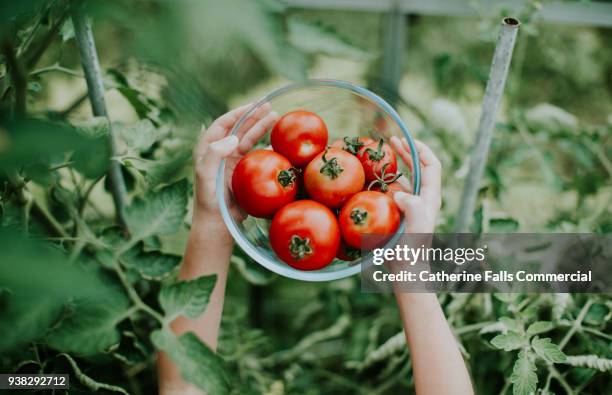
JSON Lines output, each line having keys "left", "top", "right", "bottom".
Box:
{"left": 1, "top": 2, "right": 610, "bottom": 395}
{"left": 269, "top": 200, "right": 340, "bottom": 270}
{"left": 271, "top": 110, "right": 328, "bottom": 168}
{"left": 231, "top": 150, "right": 298, "bottom": 218}
{"left": 338, "top": 191, "right": 401, "bottom": 249}
{"left": 304, "top": 148, "right": 365, "bottom": 208}
{"left": 358, "top": 139, "right": 398, "bottom": 183}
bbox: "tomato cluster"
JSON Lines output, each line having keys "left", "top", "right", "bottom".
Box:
{"left": 232, "top": 110, "right": 403, "bottom": 271}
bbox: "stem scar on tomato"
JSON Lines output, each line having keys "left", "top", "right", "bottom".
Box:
{"left": 342, "top": 136, "right": 365, "bottom": 155}
{"left": 289, "top": 235, "right": 313, "bottom": 259}
{"left": 365, "top": 138, "right": 386, "bottom": 162}
{"left": 319, "top": 149, "right": 344, "bottom": 179}
{"left": 277, "top": 168, "right": 298, "bottom": 187}
{"left": 350, "top": 208, "right": 368, "bottom": 225}
{"left": 367, "top": 163, "right": 402, "bottom": 192}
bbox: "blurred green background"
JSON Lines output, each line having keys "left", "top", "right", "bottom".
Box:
{"left": 1, "top": 0, "right": 611, "bottom": 394}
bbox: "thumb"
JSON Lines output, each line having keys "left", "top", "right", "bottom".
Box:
{"left": 393, "top": 191, "right": 422, "bottom": 217}
{"left": 198, "top": 135, "right": 239, "bottom": 182}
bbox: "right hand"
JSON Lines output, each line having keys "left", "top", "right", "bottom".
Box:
{"left": 389, "top": 137, "right": 442, "bottom": 234}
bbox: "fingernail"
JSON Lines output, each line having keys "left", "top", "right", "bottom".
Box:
{"left": 211, "top": 135, "right": 238, "bottom": 150}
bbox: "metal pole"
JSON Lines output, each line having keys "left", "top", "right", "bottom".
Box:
{"left": 379, "top": 1, "right": 406, "bottom": 105}
{"left": 71, "top": 1, "right": 128, "bottom": 229}
{"left": 454, "top": 17, "right": 520, "bottom": 232}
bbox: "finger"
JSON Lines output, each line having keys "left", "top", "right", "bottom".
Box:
{"left": 404, "top": 139, "right": 441, "bottom": 168}
{"left": 238, "top": 111, "right": 279, "bottom": 154}
{"left": 197, "top": 135, "right": 239, "bottom": 191}
{"left": 235, "top": 102, "right": 272, "bottom": 139}
{"left": 194, "top": 103, "right": 255, "bottom": 160}
{"left": 402, "top": 138, "right": 441, "bottom": 203}
{"left": 205, "top": 103, "right": 254, "bottom": 142}
{"left": 194, "top": 124, "right": 209, "bottom": 161}
{"left": 390, "top": 136, "right": 414, "bottom": 173}
{"left": 393, "top": 191, "right": 423, "bottom": 217}
{"left": 396, "top": 174, "right": 412, "bottom": 193}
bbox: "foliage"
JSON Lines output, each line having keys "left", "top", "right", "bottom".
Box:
{"left": 1, "top": 0, "right": 610, "bottom": 394}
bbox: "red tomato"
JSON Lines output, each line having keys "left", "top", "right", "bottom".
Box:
{"left": 339, "top": 191, "right": 401, "bottom": 249}
{"left": 357, "top": 139, "right": 398, "bottom": 183}
{"left": 270, "top": 200, "right": 340, "bottom": 270}
{"left": 271, "top": 111, "right": 328, "bottom": 168}
{"left": 336, "top": 241, "right": 361, "bottom": 261}
{"left": 330, "top": 136, "right": 375, "bottom": 156}
{"left": 304, "top": 148, "right": 365, "bottom": 208}
{"left": 231, "top": 150, "right": 298, "bottom": 218}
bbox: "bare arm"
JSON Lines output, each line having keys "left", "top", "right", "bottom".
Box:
{"left": 390, "top": 137, "right": 474, "bottom": 395}
{"left": 158, "top": 104, "right": 277, "bottom": 395}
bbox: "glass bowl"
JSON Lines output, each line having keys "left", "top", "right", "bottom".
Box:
{"left": 217, "top": 79, "right": 420, "bottom": 281}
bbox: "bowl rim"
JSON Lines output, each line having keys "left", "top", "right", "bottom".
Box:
{"left": 216, "top": 79, "right": 421, "bottom": 282}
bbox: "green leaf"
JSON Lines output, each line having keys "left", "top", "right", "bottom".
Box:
{"left": 287, "top": 18, "right": 371, "bottom": 60}
{"left": 0, "top": 227, "right": 115, "bottom": 301}
{"left": 122, "top": 249, "right": 181, "bottom": 280}
{"left": 0, "top": 118, "right": 98, "bottom": 172}
{"left": 124, "top": 179, "right": 188, "bottom": 240}
{"left": 71, "top": 117, "right": 111, "bottom": 178}
{"left": 510, "top": 350, "right": 538, "bottom": 395}
{"left": 491, "top": 331, "right": 526, "bottom": 351}
{"left": 159, "top": 275, "right": 217, "bottom": 321}
{"left": 46, "top": 288, "right": 130, "bottom": 356}
{"left": 230, "top": 254, "right": 276, "bottom": 286}
{"left": 23, "top": 161, "right": 54, "bottom": 186}
{"left": 117, "top": 119, "right": 163, "bottom": 153}
{"left": 584, "top": 303, "right": 608, "bottom": 326}
{"left": 75, "top": 117, "right": 110, "bottom": 138}
{"left": 0, "top": 0, "right": 44, "bottom": 25}
{"left": 0, "top": 292, "right": 63, "bottom": 353}
{"left": 500, "top": 317, "right": 521, "bottom": 333}
{"left": 531, "top": 337, "right": 567, "bottom": 364}
{"left": 494, "top": 293, "right": 519, "bottom": 303}
{"left": 526, "top": 321, "right": 554, "bottom": 336}
{"left": 60, "top": 19, "right": 75, "bottom": 42}
{"left": 126, "top": 152, "right": 191, "bottom": 187}
{"left": 151, "top": 329, "right": 229, "bottom": 394}
{"left": 107, "top": 69, "right": 159, "bottom": 123}
{"left": 489, "top": 218, "right": 519, "bottom": 232}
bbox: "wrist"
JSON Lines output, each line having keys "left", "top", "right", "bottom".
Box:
{"left": 190, "top": 209, "right": 233, "bottom": 245}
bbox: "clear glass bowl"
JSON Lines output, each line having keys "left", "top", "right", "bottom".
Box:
{"left": 217, "top": 79, "right": 421, "bottom": 281}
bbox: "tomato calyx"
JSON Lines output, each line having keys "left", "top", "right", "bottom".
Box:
{"left": 277, "top": 167, "right": 298, "bottom": 187}
{"left": 350, "top": 208, "right": 368, "bottom": 225}
{"left": 342, "top": 136, "right": 366, "bottom": 155}
{"left": 367, "top": 163, "right": 402, "bottom": 192}
{"left": 346, "top": 246, "right": 361, "bottom": 259}
{"left": 289, "top": 235, "right": 313, "bottom": 260}
{"left": 319, "top": 150, "right": 344, "bottom": 179}
{"left": 365, "top": 138, "right": 386, "bottom": 162}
